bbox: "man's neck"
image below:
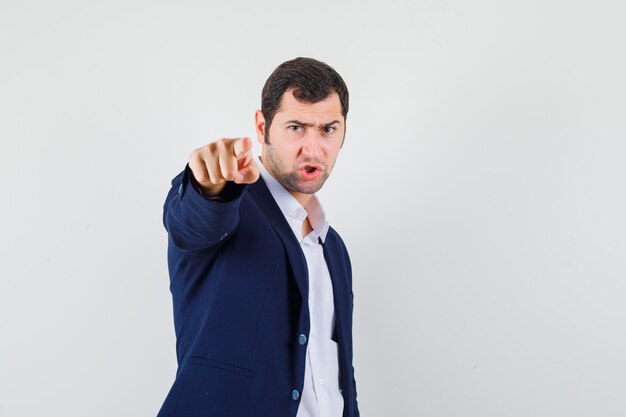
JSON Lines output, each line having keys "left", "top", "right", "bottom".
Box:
{"left": 289, "top": 189, "right": 312, "bottom": 208}
{"left": 285, "top": 182, "right": 313, "bottom": 238}
{"left": 302, "top": 217, "right": 313, "bottom": 239}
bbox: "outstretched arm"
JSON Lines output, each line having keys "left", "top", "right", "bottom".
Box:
{"left": 163, "top": 137, "right": 260, "bottom": 253}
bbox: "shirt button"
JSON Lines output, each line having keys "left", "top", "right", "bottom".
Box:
{"left": 298, "top": 334, "right": 307, "bottom": 345}
{"left": 292, "top": 389, "right": 300, "bottom": 401}
{"left": 318, "top": 378, "right": 325, "bottom": 385}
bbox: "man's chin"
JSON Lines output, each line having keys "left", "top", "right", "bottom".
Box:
{"left": 288, "top": 179, "right": 326, "bottom": 195}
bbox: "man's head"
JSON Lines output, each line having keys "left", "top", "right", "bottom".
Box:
{"left": 260, "top": 57, "right": 349, "bottom": 143}
{"left": 255, "top": 57, "right": 349, "bottom": 203}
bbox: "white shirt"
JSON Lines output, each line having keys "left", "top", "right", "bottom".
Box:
{"left": 258, "top": 162, "right": 344, "bottom": 417}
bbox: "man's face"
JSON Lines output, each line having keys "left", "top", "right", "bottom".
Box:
{"left": 256, "top": 90, "right": 345, "bottom": 201}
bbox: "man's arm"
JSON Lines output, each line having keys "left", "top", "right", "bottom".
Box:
{"left": 163, "top": 137, "right": 259, "bottom": 253}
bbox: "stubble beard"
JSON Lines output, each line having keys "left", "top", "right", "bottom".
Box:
{"left": 265, "top": 145, "right": 332, "bottom": 195}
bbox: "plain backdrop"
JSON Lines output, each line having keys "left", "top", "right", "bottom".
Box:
{"left": 1, "top": 1, "right": 625, "bottom": 416}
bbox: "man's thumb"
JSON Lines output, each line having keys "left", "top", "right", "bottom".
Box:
{"left": 235, "top": 159, "right": 260, "bottom": 184}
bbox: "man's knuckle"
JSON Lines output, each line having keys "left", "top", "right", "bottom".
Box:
{"left": 194, "top": 170, "right": 209, "bottom": 183}
{"left": 189, "top": 148, "right": 202, "bottom": 161}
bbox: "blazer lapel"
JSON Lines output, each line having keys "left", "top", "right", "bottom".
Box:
{"left": 321, "top": 235, "right": 350, "bottom": 341}
{"left": 320, "top": 233, "right": 352, "bottom": 391}
{"left": 248, "top": 178, "right": 309, "bottom": 301}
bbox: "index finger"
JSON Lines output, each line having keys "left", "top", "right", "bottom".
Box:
{"left": 233, "top": 137, "right": 253, "bottom": 159}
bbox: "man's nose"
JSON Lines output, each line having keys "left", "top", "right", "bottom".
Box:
{"left": 301, "top": 131, "right": 323, "bottom": 158}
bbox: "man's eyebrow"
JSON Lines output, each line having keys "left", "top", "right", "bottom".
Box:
{"left": 284, "top": 120, "right": 342, "bottom": 128}
{"left": 322, "top": 120, "right": 341, "bottom": 128}
{"left": 285, "top": 120, "right": 313, "bottom": 127}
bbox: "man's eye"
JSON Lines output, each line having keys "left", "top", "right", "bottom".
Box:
{"left": 324, "top": 126, "right": 335, "bottom": 134}
{"left": 288, "top": 125, "right": 302, "bottom": 132}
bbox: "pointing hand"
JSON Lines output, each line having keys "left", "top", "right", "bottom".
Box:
{"left": 188, "top": 137, "right": 260, "bottom": 197}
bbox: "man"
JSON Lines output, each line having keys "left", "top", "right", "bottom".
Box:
{"left": 159, "top": 57, "right": 359, "bottom": 417}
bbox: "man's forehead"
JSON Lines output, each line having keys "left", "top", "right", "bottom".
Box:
{"left": 274, "top": 91, "right": 343, "bottom": 123}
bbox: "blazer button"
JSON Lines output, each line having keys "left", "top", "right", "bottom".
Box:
{"left": 292, "top": 389, "right": 300, "bottom": 401}
{"left": 298, "top": 334, "right": 307, "bottom": 345}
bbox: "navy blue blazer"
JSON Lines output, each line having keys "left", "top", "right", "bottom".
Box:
{"left": 158, "top": 165, "right": 360, "bottom": 417}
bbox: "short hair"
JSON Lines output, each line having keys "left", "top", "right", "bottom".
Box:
{"left": 261, "top": 57, "right": 349, "bottom": 141}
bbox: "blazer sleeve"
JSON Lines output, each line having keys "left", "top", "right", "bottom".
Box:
{"left": 163, "top": 164, "right": 248, "bottom": 253}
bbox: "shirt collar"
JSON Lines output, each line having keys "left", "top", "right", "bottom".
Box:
{"left": 258, "top": 158, "right": 329, "bottom": 243}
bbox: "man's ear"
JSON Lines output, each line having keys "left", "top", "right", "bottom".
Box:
{"left": 254, "top": 110, "right": 266, "bottom": 145}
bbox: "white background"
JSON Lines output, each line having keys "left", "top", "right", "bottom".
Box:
{"left": 1, "top": 1, "right": 625, "bottom": 416}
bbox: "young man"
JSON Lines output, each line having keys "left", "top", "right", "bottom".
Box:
{"left": 159, "top": 57, "right": 359, "bottom": 417}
